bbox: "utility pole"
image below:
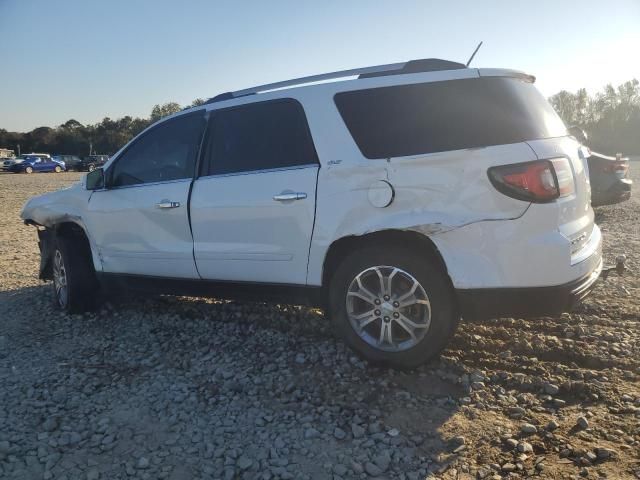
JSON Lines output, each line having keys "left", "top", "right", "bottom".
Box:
{"left": 17, "top": 144, "right": 21, "bottom": 156}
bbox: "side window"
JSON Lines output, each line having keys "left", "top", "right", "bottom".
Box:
{"left": 202, "top": 100, "right": 317, "bottom": 176}
{"left": 334, "top": 78, "right": 567, "bottom": 159}
{"left": 109, "top": 112, "right": 206, "bottom": 187}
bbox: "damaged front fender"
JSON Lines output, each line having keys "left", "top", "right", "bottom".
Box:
{"left": 36, "top": 227, "right": 54, "bottom": 280}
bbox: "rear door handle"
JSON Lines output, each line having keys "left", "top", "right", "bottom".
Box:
{"left": 156, "top": 200, "right": 180, "bottom": 209}
{"left": 273, "top": 192, "right": 307, "bottom": 202}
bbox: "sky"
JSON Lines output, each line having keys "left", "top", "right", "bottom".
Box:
{"left": 1, "top": 0, "right": 639, "bottom": 132}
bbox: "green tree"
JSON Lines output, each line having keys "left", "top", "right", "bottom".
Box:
{"left": 549, "top": 79, "right": 640, "bottom": 154}
{"left": 150, "top": 102, "right": 182, "bottom": 123}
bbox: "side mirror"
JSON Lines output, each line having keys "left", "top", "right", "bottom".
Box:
{"left": 86, "top": 167, "right": 105, "bottom": 190}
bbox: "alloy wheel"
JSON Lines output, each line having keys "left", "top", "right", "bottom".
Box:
{"left": 53, "top": 250, "right": 69, "bottom": 308}
{"left": 345, "top": 265, "right": 431, "bottom": 352}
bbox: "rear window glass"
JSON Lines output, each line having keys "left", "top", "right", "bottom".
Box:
{"left": 334, "top": 77, "right": 567, "bottom": 159}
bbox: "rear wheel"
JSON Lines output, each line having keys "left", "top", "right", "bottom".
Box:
{"left": 52, "top": 234, "right": 99, "bottom": 313}
{"left": 88, "top": 164, "right": 96, "bottom": 172}
{"left": 329, "top": 245, "right": 458, "bottom": 368}
{"left": 25, "top": 166, "right": 33, "bottom": 174}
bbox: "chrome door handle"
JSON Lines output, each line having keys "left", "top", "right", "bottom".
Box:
{"left": 273, "top": 192, "right": 307, "bottom": 202}
{"left": 156, "top": 200, "right": 180, "bottom": 209}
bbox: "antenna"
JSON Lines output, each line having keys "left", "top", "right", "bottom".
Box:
{"left": 465, "top": 41, "right": 483, "bottom": 67}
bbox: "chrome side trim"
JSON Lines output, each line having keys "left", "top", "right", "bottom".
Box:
{"left": 197, "top": 164, "right": 319, "bottom": 180}
{"left": 103, "top": 178, "right": 193, "bottom": 191}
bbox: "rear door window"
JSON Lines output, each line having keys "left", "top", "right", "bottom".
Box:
{"left": 334, "top": 77, "right": 567, "bottom": 159}
{"left": 201, "top": 99, "right": 318, "bottom": 176}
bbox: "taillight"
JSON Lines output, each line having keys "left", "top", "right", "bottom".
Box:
{"left": 488, "top": 158, "right": 575, "bottom": 203}
{"left": 603, "top": 161, "right": 628, "bottom": 176}
{"left": 550, "top": 158, "right": 575, "bottom": 197}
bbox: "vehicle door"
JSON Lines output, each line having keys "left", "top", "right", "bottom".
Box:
{"left": 85, "top": 110, "right": 207, "bottom": 278}
{"left": 190, "top": 99, "right": 319, "bottom": 284}
{"left": 31, "top": 158, "right": 46, "bottom": 171}
{"left": 43, "top": 158, "right": 58, "bottom": 171}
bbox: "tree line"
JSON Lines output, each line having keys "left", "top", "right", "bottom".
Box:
{"left": 549, "top": 79, "right": 639, "bottom": 155}
{"left": 0, "top": 99, "right": 204, "bottom": 157}
{"left": 1, "top": 79, "right": 639, "bottom": 158}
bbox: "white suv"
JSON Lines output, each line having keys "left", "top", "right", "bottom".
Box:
{"left": 21, "top": 58, "right": 602, "bottom": 367}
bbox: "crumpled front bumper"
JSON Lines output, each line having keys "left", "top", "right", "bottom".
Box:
{"left": 36, "top": 227, "right": 54, "bottom": 280}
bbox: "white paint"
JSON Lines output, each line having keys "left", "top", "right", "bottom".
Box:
{"left": 368, "top": 180, "right": 394, "bottom": 208}
{"left": 190, "top": 166, "right": 318, "bottom": 284}
{"left": 85, "top": 179, "right": 198, "bottom": 278}
{"left": 20, "top": 64, "right": 600, "bottom": 295}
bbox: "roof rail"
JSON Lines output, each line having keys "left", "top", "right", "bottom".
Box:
{"left": 205, "top": 58, "right": 466, "bottom": 104}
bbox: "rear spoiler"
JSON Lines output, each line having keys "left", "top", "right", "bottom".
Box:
{"left": 477, "top": 68, "right": 536, "bottom": 83}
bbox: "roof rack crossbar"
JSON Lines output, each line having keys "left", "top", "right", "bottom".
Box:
{"left": 231, "top": 61, "right": 408, "bottom": 98}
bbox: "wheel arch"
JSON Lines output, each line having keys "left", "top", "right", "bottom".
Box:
{"left": 321, "top": 229, "right": 454, "bottom": 298}
{"left": 41, "top": 221, "right": 100, "bottom": 278}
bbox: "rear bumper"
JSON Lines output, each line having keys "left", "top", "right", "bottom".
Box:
{"left": 592, "top": 178, "right": 632, "bottom": 207}
{"left": 457, "top": 258, "right": 602, "bottom": 319}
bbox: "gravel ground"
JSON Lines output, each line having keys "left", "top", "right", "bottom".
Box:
{"left": 0, "top": 169, "right": 638, "bottom": 480}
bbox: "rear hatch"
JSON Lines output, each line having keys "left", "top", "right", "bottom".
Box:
{"left": 526, "top": 136, "right": 595, "bottom": 260}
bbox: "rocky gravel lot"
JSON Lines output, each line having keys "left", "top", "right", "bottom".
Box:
{"left": 0, "top": 169, "right": 639, "bottom": 480}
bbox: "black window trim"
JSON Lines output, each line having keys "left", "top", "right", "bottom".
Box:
{"left": 197, "top": 97, "right": 319, "bottom": 179}
{"left": 99, "top": 177, "right": 194, "bottom": 192}
{"left": 105, "top": 108, "right": 207, "bottom": 190}
{"left": 198, "top": 163, "right": 319, "bottom": 181}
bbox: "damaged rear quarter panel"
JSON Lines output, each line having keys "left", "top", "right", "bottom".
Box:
{"left": 306, "top": 143, "right": 536, "bottom": 286}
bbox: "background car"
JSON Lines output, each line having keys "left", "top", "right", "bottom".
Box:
{"left": 1, "top": 153, "right": 51, "bottom": 171}
{"left": 587, "top": 151, "right": 632, "bottom": 206}
{"left": 7, "top": 156, "right": 66, "bottom": 173}
{"left": 52, "top": 155, "right": 83, "bottom": 171}
{"left": 82, "top": 155, "right": 110, "bottom": 172}
{"left": 568, "top": 126, "right": 633, "bottom": 206}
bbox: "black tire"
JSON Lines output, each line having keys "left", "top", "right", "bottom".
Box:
{"left": 329, "top": 245, "right": 459, "bottom": 368}
{"left": 51, "top": 234, "right": 100, "bottom": 313}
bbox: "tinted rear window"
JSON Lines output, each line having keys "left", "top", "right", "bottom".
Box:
{"left": 334, "top": 77, "right": 567, "bottom": 159}
{"left": 202, "top": 99, "right": 318, "bottom": 176}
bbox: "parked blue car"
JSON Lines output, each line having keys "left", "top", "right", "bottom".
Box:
{"left": 7, "top": 156, "right": 66, "bottom": 174}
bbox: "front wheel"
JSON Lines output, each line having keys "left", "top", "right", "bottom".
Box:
{"left": 54, "top": 165, "right": 62, "bottom": 173}
{"left": 329, "top": 245, "right": 459, "bottom": 368}
{"left": 88, "top": 164, "right": 96, "bottom": 172}
{"left": 52, "top": 235, "right": 99, "bottom": 313}
{"left": 25, "top": 166, "right": 33, "bottom": 174}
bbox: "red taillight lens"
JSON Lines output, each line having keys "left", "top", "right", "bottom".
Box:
{"left": 603, "top": 161, "right": 628, "bottom": 174}
{"left": 488, "top": 158, "right": 574, "bottom": 203}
